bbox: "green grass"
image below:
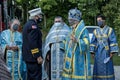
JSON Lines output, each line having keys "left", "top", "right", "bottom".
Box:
{"left": 91, "top": 54, "right": 120, "bottom": 66}
{"left": 113, "top": 54, "right": 120, "bottom": 66}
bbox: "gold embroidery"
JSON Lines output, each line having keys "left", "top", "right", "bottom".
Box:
{"left": 62, "top": 73, "right": 92, "bottom": 79}
{"left": 83, "top": 38, "right": 89, "bottom": 45}
{"left": 105, "top": 46, "right": 109, "bottom": 50}
{"left": 110, "top": 43, "right": 118, "bottom": 46}
{"left": 31, "top": 48, "right": 39, "bottom": 54}
{"left": 93, "top": 74, "right": 114, "bottom": 78}
{"left": 108, "top": 27, "right": 112, "bottom": 37}
{"left": 90, "top": 44, "right": 96, "bottom": 47}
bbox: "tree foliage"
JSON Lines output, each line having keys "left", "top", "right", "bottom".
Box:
{"left": 10, "top": 0, "right": 120, "bottom": 46}
{"left": 102, "top": 0, "right": 120, "bottom": 47}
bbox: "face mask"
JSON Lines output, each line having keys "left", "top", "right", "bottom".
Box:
{"left": 12, "top": 24, "right": 19, "bottom": 31}
{"left": 68, "top": 19, "right": 76, "bottom": 26}
{"left": 54, "top": 22, "right": 62, "bottom": 27}
{"left": 97, "top": 21, "right": 103, "bottom": 27}
{"left": 37, "top": 18, "right": 42, "bottom": 23}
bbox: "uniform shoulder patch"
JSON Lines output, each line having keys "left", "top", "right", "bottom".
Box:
{"left": 32, "top": 25, "right": 37, "bottom": 29}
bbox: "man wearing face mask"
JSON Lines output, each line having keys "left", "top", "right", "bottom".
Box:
{"left": 44, "top": 16, "right": 70, "bottom": 80}
{"left": 90, "top": 15, "right": 118, "bottom": 80}
{"left": 62, "top": 8, "right": 92, "bottom": 80}
{"left": 22, "top": 8, "right": 43, "bottom": 80}
{"left": 1, "top": 19, "right": 26, "bottom": 80}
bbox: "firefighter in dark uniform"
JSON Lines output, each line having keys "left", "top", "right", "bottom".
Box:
{"left": 22, "top": 8, "right": 43, "bottom": 80}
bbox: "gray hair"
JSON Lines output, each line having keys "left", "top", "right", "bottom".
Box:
{"left": 10, "top": 19, "right": 20, "bottom": 25}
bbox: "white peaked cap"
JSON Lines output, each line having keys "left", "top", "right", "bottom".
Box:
{"left": 28, "top": 8, "right": 43, "bottom": 16}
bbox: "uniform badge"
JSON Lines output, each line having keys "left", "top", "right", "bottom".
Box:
{"left": 32, "top": 25, "right": 37, "bottom": 29}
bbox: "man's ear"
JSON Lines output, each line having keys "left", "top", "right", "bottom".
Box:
{"left": 103, "top": 20, "right": 106, "bottom": 24}
{"left": 35, "top": 15, "right": 38, "bottom": 19}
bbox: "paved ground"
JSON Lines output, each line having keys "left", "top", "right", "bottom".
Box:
{"left": 114, "top": 66, "right": 120, "bottom": 80}
{"left": 91, "top": 65, "right": 120, "bottom": 80}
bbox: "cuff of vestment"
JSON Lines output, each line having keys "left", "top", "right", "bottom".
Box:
{"left": 90, "top": 51, "right": 95, "bottom": 54}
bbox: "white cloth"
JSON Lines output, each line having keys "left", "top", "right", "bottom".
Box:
{"left": 28, "top": 8, "right": 42, "bottom": 16}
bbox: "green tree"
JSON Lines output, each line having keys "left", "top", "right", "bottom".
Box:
{"left": 102, "top": 0, "right": 118, "bottom": 27}
{"left": 16, "top": 0, "right": 40, "bottom": 24}
{"left": 102, "top": 0, "right": 120, "bottom": 47}
{"left": 38, "top": 0, "right": 77, "bottom": 28}
{"left": 12, "top": 0, "right": 120, "bottom": 45}
{"left": 37, "top": 0, "right": 78, "bottom": 40}
{"left": 114, "top": 14, "right": 120, "bottom": 47}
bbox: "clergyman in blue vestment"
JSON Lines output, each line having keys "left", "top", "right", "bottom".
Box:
{"left": 62, "top": 8, "right": 92, "bottom": 80}
{"left": 90, "top": 15, "right": 119, "bottom": 80}
{"left": 44, "top": 16, "right": 70, "bottom": 80}
{"left": 1, "top": 19, "right": 26, "bottom": 80}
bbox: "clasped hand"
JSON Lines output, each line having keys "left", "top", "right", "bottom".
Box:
{"left": 70, "top": 34, "right": 77, "bottom": 42}
{"left": 6, "top": 45, "right": 18, "bottom": 51}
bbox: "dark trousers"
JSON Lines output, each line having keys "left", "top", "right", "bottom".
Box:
{"left": 26, "top": 62, "right": 42, "bottom": 80}
{"left": 44, "top": 52, "right": 51, "bottom": 80}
